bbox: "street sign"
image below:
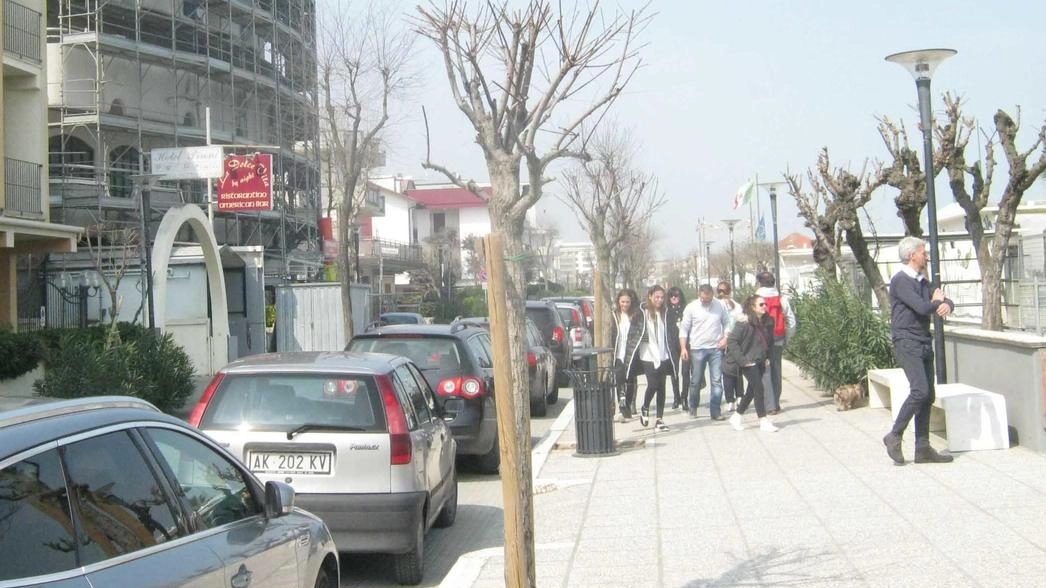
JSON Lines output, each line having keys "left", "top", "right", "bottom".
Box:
{"left": 151, "top": 146, "right": 223, "bottom": 180}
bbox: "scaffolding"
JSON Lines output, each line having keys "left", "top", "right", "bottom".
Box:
{"left": 46, "top": 0, "right": 322, "bottom": 280}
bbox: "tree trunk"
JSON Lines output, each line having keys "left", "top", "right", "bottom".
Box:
{"left": 337, "top": 196, "right": 356, "bottom": 339}
{"left": 844, "top": 224, "right": 890, "bottom": 313}
{"left": 486, "top": 160, "right": 536, "bottom": 587}
{"left": 980, "top": 255, "right": 1003, "bottom": 330}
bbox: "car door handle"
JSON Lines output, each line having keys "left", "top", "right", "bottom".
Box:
{"left": 231, "top": 564, "right": 253, "bottom": 588}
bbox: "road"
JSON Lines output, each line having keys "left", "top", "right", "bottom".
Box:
{"left": 339, "top": 387, "right": 574, "bottom": 587}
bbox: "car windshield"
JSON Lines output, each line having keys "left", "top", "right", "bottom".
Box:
{"left": 555, "top": 307, "right": 575, "bottom": 326}
{"left": 526, "top": 308, "right": 555, "bottom": 332}
{"left": 201, "top": 374, "right": 386, "bottom": 432}
{"left": 382, "top": 314, "right": 420, "bottom": 325}
{"left": 350, "top": 337, "right": 463, "bottom": 372}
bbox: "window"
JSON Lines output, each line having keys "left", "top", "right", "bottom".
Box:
{"left": 395, "top": 365, "right": 432, "bottom": 424}
{"left": 145, "top": 429, "right": 260, "bottom": 531}
{"left": 467, "top": 335, "right": 493, "bottom": 369}
{"left": 406, "top": 363, "right": 440, "bottom": 416}
{"left": 432, "top": 212, "right": 446, "bottom": 234}
{"left": 62, "top": 431, "right": 181, "bottom": 564}
{"left": 0, "top": 450, "right": 78, "bottom": 580}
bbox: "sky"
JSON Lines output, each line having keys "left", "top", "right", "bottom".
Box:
{"left": 334, "top": 0, "right": 1046, "bottom": 260}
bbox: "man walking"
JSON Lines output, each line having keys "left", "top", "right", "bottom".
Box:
{"left": 679, "top": 284, "right": 729, "bottom": 420}
{"left": 883, "top": 236, "right": 954, "bottom": 465}
{"left": 755, "top": 271, "right": 796, "bottom": 414}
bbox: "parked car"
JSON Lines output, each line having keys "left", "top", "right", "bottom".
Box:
{"left": 526, "top": 300, "right": 574, "bottom": 386}
{"left": 346, "top": 324, "right": 501, "bottom": 474}
{"left": 544, "top": 296, "right": 595, "bottom": 331}
{"left": 553, "top": 301, "right": 593, "bottom": 353}
{"left": 191, "top": 351, "right": 456, "bottom": 585}
{"left": 380, "top": 312, "right": 425, "bottom": 325}
{"left": 0, "top": 396, "right": 339, "bottom": 588}
{"left": 456, "top": 316, "right": 558, "bottom": 416}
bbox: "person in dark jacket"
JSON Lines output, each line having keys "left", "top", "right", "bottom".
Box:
{"left": 638, "top": 285, "right": 675, "bottom": 431}
{"left": 726, "top": 295, "right": 779, "bottom": 432}
{"left": 610, "top": 288, "right": 644, "bottom": 421}
{"left": 883, "top": 236, "right": 954, "bottom": 465}
{"left": 665, "top": 286, "right": 690, "bottom": 411}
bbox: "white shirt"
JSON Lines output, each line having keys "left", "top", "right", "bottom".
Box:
{"left": 639, "top": 311, "right": 669, "bottom": 366}
{"left": 615, "top": 313, "right": 631, "bottom": 363}
{"left": 678, "top": 298, "right": 728, "bottom": 350}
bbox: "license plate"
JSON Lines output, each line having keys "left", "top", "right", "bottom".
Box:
{"left": 247, "top": 451, "right": 333, "bottom": 475}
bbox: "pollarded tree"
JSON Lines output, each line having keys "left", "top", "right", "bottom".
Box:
{"left": 785, "top": 170, "right": 842, "bottom": 278}
{"left": 319, "top": 2, "right": 416, "bottom": 338}
{"left": 937, "top": 93, "right": 1046, "bottom": 330}
{"left": 415, "top": 3, "right": 649, "bottom": 584}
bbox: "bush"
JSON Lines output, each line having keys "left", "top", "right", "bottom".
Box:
{"left": 784, "top": 275, "right": 896, "bottom": 394}
{"left": 0, "top": 330, "right": 45, "bottom": 379}
{"left": 33, "top": 324, "right": 196, "bottom": 413}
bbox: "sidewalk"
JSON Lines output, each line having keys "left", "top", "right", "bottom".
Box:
{"left": 467, "top": 361, "right": 1046, "bottom": 587}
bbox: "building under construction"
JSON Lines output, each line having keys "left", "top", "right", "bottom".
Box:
{"left": 44, "top": 0, "right": 322, "bottom": 294}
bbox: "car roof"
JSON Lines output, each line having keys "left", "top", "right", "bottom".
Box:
{"left": 380, "top": 312, "right": 423, "bottom": 319}
{"left": 0, "top": 396, "right": 177, "bottom": 462}
{"left": 219, "top": 351, "right": 404, "bottom": 375}
{"left": 353, "top": 323, "right": 487, "bottom": 338}
{"left": 525, "top": 300, "right": 557, "bottom": 309}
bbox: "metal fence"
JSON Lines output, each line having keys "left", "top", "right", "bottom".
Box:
{"left": 4, "top": 157, "right": 42, "bottom": 218}
{"left": 4, "top": 0, "right": 41, "bottom": 63}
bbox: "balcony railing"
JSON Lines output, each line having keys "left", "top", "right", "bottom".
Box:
{"left": 4, "top": 0, "right": 42, "bottom": 64}
{"left": 360, "top": 237, "right": 423, "bottom": 265}
{"left": 5, "top": 157, "right": 42, "bottom": 218}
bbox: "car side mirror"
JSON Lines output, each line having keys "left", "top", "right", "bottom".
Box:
{"left": 265, "top": 481, "right": 295, "bottom": 517}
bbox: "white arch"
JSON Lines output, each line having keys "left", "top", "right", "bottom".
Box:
{"left": 151, "top": 204, "right": 229, "bottom": 372}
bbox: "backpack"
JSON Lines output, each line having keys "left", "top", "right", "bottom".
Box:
{"left": 765, "top": 295, "right": 786, "bottom": 338}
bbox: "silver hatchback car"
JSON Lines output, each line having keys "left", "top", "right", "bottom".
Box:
{"left": 0, "top": 396, "right": 339, "bottom": 588}
{"left": 191, "top": 351, "right": 458, "bottom": 586}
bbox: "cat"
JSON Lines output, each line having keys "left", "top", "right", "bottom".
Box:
{"left": 834, "top": 382, "right": 865, "bottom": 411}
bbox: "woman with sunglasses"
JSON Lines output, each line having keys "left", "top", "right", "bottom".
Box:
{"left": 726, "top": 295, "right": 779, "bottom": 432}
{"left": 610, "top": 288, "right": 644, "bottom": 421}
{"left": 665, "top": 286, "right": 689, "bottom": 411}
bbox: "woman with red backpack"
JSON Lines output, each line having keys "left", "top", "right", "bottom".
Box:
{"left": 726, "top": 295, "right": 780, "bottom": 432}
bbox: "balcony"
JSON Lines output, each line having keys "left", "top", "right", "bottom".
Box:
{"left": 5, "top": 157, "right": 43, "bottom": 218}
{"left": 361, "top": 187, "right": 385, "bottom": 216}
{"left": 4, "top": 0, "right": 41, "bottom": 65}
{"left": 358, "top": 237, "right": 424, "bottom": 273}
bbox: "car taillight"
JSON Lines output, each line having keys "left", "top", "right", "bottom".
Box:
{"left": 527, "top": 352, "right": 537, "bottom": 367}
{"left": 571, "top": 308, "right": 581, "bottom": 327}
{"left": 377, "top": 375, "right": 412, "bottom": 465}
{"left": 188, "top": 372, "right": 225, "bottom": 427}
{"left": 436, "top": 376, "right": 485, "bottom": 400}
{"left": 582, "top": 303, "right": 592, "bottom": 319}
{"left": 552, "top": 326, "right": 565, "bottom": 344}
{"left": 574, "top": 329, "right": 583, "bottom": 343}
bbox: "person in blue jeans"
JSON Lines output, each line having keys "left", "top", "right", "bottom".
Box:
{"left": 678, "top": 284, "right": 730, "bottom": 420}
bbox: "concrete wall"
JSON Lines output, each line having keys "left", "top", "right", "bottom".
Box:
{"left": 371, "top": 193, "right": 412, "bottom": 243}
{"left": 944, "top": 327, "right": 1046, "bottom": 451}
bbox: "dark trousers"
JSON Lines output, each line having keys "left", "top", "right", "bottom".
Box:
{"left": 669, "top": 354, "right": 690, "bottom": 404}
{"left": 762, "top": 343, "right": 784, "bottom": 411}
{"left": 641, "top": 360, "right": 671, "bottom": 419}
{"left": 614, "top": 358, "right": 638, "bottom": 416}
{"left": 723, "top": 366, "right": 743, "bottom": 403}
{"left": 737, "top": 363, "right": 767, "bottom": 418}
{"left": 890, "top": 339, "right": 935, "bottom": 447}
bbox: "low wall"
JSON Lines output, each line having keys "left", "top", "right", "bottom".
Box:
{"left": 944, "top": 327, "right": 1046, "bottom": 451}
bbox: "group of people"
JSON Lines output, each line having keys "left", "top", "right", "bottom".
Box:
{"left": 610, "top": 272, "right": 796, "bottom": 433}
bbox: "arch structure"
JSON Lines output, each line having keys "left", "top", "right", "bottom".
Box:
{"left": 151, "top": 204, "right": 229, "bottom": 373}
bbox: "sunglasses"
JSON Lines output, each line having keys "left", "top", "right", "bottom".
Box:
{"left": 756, "top": 302, "right": 767, "bottom": 307}
{"left": 717, "top": 290, "right": 729, "bottom": 295}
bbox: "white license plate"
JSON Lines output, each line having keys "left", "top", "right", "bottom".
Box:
{"left": 247, "top": 451, "right": 333, "bottom": 475}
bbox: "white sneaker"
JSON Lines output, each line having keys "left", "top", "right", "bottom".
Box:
{"left": 729, "top": 411, "right": 744, "bottom": 431}
{"left": 760, "top": 417, "right": 779, "bottom": 433}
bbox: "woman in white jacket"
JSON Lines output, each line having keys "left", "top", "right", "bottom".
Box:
{"left": 638, "top": 285, "right": 675, "bottom": 432}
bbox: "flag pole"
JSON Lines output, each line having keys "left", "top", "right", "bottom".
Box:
{"left": 749, "top": 173, "right": 758, "bottom": 241}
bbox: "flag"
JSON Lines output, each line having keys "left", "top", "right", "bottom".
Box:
{"left": 756, "top": 215, "right": 767, "bottom": 241}
{"left": 733, "top": 179, "right": 755, "bottom": 210}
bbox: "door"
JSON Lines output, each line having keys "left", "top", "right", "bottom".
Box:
{"left": 142, "top": 427, "right": 301, "bottom": 588}
{"left": 394, "top": 364, "right": 445, "bottom": 505}
{"left": 406, "top": 362, "right": 454, "bottom": 488}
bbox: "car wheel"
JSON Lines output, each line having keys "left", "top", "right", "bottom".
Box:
{"left": 433, "top": 470, "right": 458, "bottom": 528}
{"left": 531, "top": 379, "right": 548, "bottom": 417}
{"left": 474, "top": 431, "right": 500, "bottom": 474}
{"left": 393, "top": 516, "right": 424, "bottom": 585}
{"left": 314, "top": 564, "right": 336, "bottom": 588}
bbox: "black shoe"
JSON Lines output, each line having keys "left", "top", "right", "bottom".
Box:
{"left": 711, "top": 415, "right": 726, "bottom": 421}
{"left": 639, "top": 407, "right": 649, "bottom": 427}
{"left": 681, "top": 400, "right": 690, "bottom": 412}
{"left": 620, "top": 404, "right": 632, "bottom": 419}
{"left": 914, "top": 446, "right": 954, "bottom": 464}
{"left": 883, "top": 433, "right": 905, "bottom": 465}
{"left": 671, "top": 399, "right": 680, "bottom": 410}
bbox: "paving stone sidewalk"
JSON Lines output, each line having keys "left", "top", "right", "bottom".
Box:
{"left": 466, "top": 361, "right": 1046, "bottom": 587}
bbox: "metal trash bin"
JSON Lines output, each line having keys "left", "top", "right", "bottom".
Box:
{"left": 566, "top": 365, "right": 618, "bottom": 457}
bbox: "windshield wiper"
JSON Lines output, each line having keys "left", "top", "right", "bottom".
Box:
{"left": 287, "top": 423, "right": 366, "bottom": 440}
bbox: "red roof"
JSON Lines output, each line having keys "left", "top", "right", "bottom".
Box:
{"left": 780, "top": 232, "right": 814, "bottom": 249}
{"left": 406, "top": 186, "right": 490, "bottom": 209}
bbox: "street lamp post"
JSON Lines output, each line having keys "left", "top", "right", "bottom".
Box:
{"left": 768, "top": 186, "right": 781, "bottom": 284}
{"left": 722, "top": 219, "right": 741, "bottom": 291}
{"left": 705, "top": 241, "right": 713, "bottom": 285}
{"left": 886, "top": 48, "right": 956, "bottom": 384}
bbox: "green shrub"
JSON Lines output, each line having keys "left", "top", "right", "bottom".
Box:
{"left": 784, "top": 275, "right": 896, "bottom": 394}
{"left": 0, "top": 330, "right": 45, "bottom": 379}
{"left": 33, "top": 324, "right": 196, "bottom": 413}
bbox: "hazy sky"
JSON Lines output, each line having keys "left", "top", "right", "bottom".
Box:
{"left": 345, "top": 1, "right": 1046, "bottom": 259}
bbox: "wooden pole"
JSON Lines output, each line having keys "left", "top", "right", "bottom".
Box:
{"left": 482, "top": 235, "right": 535, "bottom": 587}
{"left": 594, "top": 270, "right": 604, "bottom": 367}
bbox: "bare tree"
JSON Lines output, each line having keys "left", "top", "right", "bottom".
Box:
{"left": 415, "top": 3, "right": 649, "bottom": 583}
{"left": 938, "top": 94, "right": 1046, "bottom": 330}
{"left": 617, "top": 221, "right": 658, "bottom": 291}
{"left": 561, "top": 127, "right": 664, "bottom": 321}
{"left": 319, "top": 2, "right": 416, "bottom": 338}
{"left": 83, "top": 222, "right": 140, "bottom": 349}
{"left": 785, "top": 170, "right": 841, "bottom": 277}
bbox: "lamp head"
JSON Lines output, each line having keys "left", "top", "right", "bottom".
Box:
{"left": 885, "top": 48, "right": 957, "bottom": 81}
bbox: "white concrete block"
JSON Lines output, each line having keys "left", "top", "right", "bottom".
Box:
{"left": 936, "top": 383, "right": 1010, "bottom": 452}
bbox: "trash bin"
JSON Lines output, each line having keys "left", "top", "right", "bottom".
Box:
{"left": 567, "top": 365, "right": 618, "bottom": 457}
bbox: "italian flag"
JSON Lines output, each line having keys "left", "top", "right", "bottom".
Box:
{"left": 733, "top": 179, "right": 755, "bottom": 210}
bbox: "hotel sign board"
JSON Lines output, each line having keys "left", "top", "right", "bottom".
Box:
{"left": 150, "top": 146, "right": 224, "bottom": 180}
